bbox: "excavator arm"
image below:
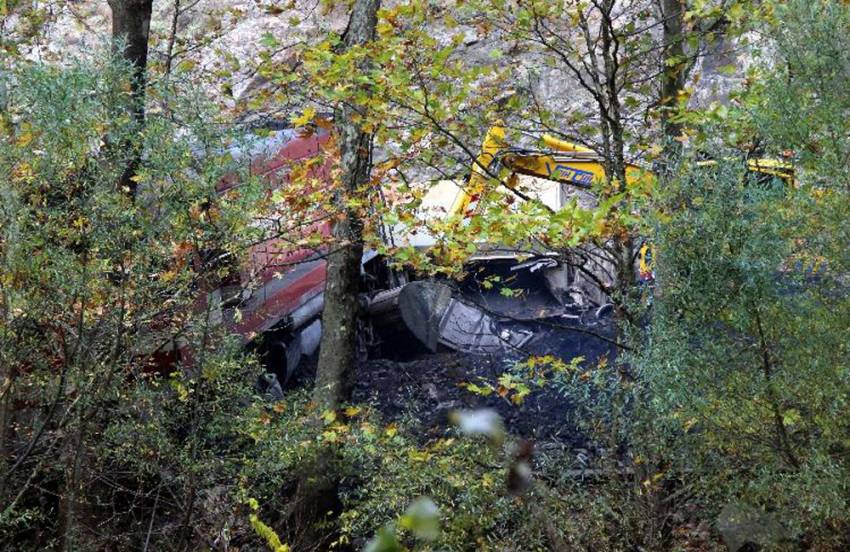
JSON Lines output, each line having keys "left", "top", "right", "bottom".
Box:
{"left": 444, "top": 125, "right": 794, "bottom": 285}
{"left": 450, "top": 125, "right": 648, "bottom": 218}
{"left": 453, "top": 125, "right": 794, "bottom": 219}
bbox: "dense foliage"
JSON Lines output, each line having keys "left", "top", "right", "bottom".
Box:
{"left": 641, "top": 1, "right": 850, "bottom": 546}
{"left": 0, "top": 56, "right": 265, "bottom": 549}
{"left": 1, "top": 0, "right": 849, "bottom": 550}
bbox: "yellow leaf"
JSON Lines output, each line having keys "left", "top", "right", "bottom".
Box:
{"left": 291, "top": 106, "right": 316, "bottom": 127}
{"left": 408, "top": 450, "right": 431, "bottom": 462}
{"left": 16, "top": 132, "right": 33, "bottom": 147}
{"left": 177, "top": 59, "right": 197, "bottom": 72}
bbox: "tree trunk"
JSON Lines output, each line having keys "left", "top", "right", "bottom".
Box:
{"left": 290, "top": 0, "right": 381, "bottom": 546}
{"left": 597, "top": 0, "right": 635, "bottom": 315}
{"left": 107, "top": 0, "right": 153, "bottom": 196}
{"left": 59, "top": 418, "right": 88, "bottom": 552}
{"left": 109, "top": 0, "right": 152, "bottom": 101}
{"left": 658, "top": 0, "right": 686, "bottom": 154}
{"left": 52, "top": 3, "right": 154, "bottom": 543}
{"left": 312, "top": 0, "right": 381, "bottom": 414}
{"left": 164, "top": 0, "right": 182, "bottom": 77}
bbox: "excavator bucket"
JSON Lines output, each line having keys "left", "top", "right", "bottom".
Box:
{"left": 397, "top": 281, "right": 534, "bottom": 355}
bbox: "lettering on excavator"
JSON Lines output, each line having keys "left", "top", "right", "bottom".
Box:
{"left": 546, "top": 162, "right": 595, "bottom": 187}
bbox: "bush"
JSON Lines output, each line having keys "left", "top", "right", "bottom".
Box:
{"left": 642, "top": 157, "right": 850, "bottom": 547}
{"left": 0, "top": 53, "right": 263, "bottom": 549}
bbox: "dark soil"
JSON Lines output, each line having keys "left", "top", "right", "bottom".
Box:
{"left": 352, "top": 321, "right": 617, "bottom": 446}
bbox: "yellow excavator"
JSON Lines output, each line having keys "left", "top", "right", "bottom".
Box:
{"left": 454, "top": 124, "right": 792, "bottom": 212}
{"left": 443, "top": 125, "right": 793, "bottom": 278}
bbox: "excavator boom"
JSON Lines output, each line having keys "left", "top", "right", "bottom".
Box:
{"left": 449, "top": 125, "right": 649, "bottom": 218}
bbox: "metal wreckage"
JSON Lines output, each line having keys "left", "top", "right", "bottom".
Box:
{"left": 156, "top": 120, "right": 793, "bottom": 393}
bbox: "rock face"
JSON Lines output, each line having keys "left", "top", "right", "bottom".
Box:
{"left": 17, "top": 1, "right": 347, "bottom": 103}
{"left": 11, "top": 1, "right": 749, "bottom": 127}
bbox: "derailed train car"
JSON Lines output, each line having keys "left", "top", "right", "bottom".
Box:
{"left": 166, "top": 121, "right": 792, "bottom": 390}
{"left": 164, "top": 122, "right": 608, "bottom": 386}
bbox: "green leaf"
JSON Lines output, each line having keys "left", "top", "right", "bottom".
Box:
{"left": 363, "top": 526, "right": 403, "bottom": 552}
{"left": 399, "top": 497, "right": 440, "bottom": 541}
{"left": 782, "top": 409, "right": 801, "bottom": 427}
{"left": 260, "top": 32, "right": 280, "bottom": 49}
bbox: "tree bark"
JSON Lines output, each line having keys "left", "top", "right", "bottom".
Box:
{"left": 658, "top": 0, "right": 686, "bottom": 153}
{"left": 312, "top": 0, "right": 381, "bottom": 413}
{"left": 290, "top": 0, "right": 381, "bottom": 546}
{"left": 107, "top": 0, "right": 153, "bottom": 196}
{"left": 164, "top": 0, "right": 181, "bottom": 77}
